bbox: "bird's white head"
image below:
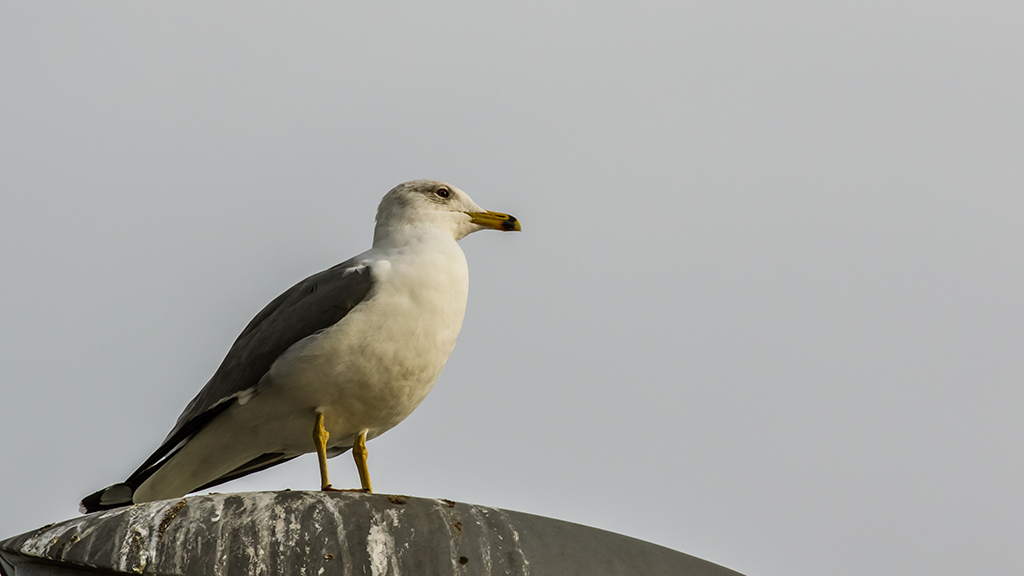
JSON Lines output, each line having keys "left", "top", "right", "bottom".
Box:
{"left": 373, "top": 180, "right": 521, "bottom": 247}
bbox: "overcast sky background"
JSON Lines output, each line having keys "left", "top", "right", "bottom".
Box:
{"left": 2, "top": 3, "right": 1022, "bottom": 575}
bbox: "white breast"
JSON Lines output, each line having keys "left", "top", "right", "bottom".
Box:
{"left": 261, "top": 233, "right": 470, "bottom": 446}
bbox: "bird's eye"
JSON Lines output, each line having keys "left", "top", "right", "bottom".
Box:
{"left": 435, "top": 187, "right": 450, "bottom": 199}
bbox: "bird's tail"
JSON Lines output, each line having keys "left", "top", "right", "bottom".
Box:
{"left": 79, "top": 483, "right": 135, "bottom": 514}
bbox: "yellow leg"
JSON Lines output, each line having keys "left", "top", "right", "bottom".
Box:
{"left": 353, "top": 430, "right": 373, "bottom": 493}
{"left": 313, "top": 412, "right": 333, "bottom": 490}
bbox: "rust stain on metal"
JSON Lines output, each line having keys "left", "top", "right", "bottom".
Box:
{"left": 453, "top": 520, "right": 463, "bottom": 536}
{"left": 459, "top": 556, "right": 469, "bottom": 565}
{"left": 386, "top": 494, "right": 409, "bottom": 505}
{"left": 157, "top": 499, "right": 188, "bottom": 539}
{"left": 440, "top": 499, "right": 457, "bottom": 508}
{"left": 324, "top": 554, "right": 335, "bottom": 560}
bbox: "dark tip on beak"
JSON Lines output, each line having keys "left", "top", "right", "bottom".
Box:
{"left": 466, "top": 210, "right": 522, "bottom": 231}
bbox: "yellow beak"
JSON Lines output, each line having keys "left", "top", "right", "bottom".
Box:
{"left": 465, "top": 210, "right": 522, "bottom": 232}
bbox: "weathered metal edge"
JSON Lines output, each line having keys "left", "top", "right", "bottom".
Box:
{"left": 1, "top": 491, "right": 744, "bottom": 576}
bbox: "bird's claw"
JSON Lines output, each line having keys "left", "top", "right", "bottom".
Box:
{"left": 321, "top": 485, "right": 370, "bottom": 493}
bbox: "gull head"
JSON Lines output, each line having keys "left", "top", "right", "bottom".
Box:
{"left": 373, "top": 180, "right": 521, "bottom": 246}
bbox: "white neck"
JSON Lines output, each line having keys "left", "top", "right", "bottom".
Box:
{"left": 372, "top": 222, "right": 457, "bottom": 251}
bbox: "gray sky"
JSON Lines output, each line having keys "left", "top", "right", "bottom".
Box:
{"left": 2, "top": 2, "right": 1022, "bottom": 575}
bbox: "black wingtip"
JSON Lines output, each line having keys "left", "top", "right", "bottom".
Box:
{"left": 80, "top": 483, "right": 134, "bottom": 514}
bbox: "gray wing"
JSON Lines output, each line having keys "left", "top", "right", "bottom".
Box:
{"left": 125, "top": 256, "right": 375, "bottom": 483}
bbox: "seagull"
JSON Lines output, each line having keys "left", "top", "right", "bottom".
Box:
{"left": 80, "top": 180, "right": 520, "bottom": 513}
